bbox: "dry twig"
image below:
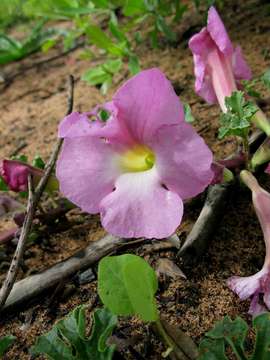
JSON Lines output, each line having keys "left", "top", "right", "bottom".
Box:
{"left": 0, "top": 75, "right": 75, "bottom": 310}
{"left": 178, "top": 128, "right": 267, "bottom": 261}
{"left": 0, "top": 235, "right": 148, "bottom": 312}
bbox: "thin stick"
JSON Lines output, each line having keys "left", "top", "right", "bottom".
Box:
{"left": 1, "top": 43, "right": 84, "bottom": 90}
{"left": 0, "top": 235, "right": 148, "bottom": 312}
{"left": 0, "top": 75, "right": 75, "bottom": 310}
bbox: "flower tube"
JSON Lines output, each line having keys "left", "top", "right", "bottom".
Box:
{"left": 189, "top": 6, "right": 270, "bottom": 136}
{"left": 56, "top": 68, "right": 213, "bottom": 239}
{"left": 227, "top": 170, "right": 270, "bottom": 316}
{"left": 0, "top": 160, "right": 58, "bottom": 193}
{"left": 189, "top": 6, "right": 251, "bottom": 113}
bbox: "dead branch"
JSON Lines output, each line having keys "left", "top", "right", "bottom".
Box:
{"left": 1, "top": 42, "right": 84, "bottom": 91}
{"left": 0, "top": 234, "right": 148, "bottom": 312}
{"left": 0, "top": 75, "right": 75, "bottom": 310}
{"left": 178, "top": 183, "right": 232, "bottom": 261}
{"left": 178, "top": 128, "right": 267, "bottom": 261}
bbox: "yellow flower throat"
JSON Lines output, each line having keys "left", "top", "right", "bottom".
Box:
{"left": 120, "top": 145, "right": 155, "bottom": 172}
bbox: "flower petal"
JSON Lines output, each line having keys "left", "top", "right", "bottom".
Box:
{"left": 56, "top": 136, "right": 120, "bottom": 213}
{"left": 227, "top": 268, "right": 268, "bottom": 300}
{"left": 189, "top": 28, "right": 221, "bottom": 104}
{"left": 151, "top": 123, "right": 213, "bottom": 200}
{"left": 113, "top": 68, "right": 184, "bottom": 144}
{"left": 0, "top": 160, "right": 44, "bottom": 192}
{"left": 265, "top": 163, "right": 270, "bottom": 174}
{"left": 233, "top": 46, "right": 252, "bottom": 81}
{"left": 248, "top": 292, "right": 268, "bottom": 317}
{"left": 100, "top": 167, "right": 183, "bottom": 239}
{"left": 58, "top": 112, "right": 93, "bottom": 138}
{"left": 207, "top": 6, "right": 233, "bottom": 55}
{"left": 194, "top": 53, "right": 217, "bottom": 104}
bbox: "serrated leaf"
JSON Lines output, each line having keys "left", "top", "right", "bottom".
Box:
{"left": 262, "top": 69, "right": 270, "bottom": 90}
{"left": 206, "top": 316, "right": 248, "bottom": 359}
{"left": 198, "top": 338, "right": 227, "bottom": 360}
{"left": 251, "top": 313, "right": 270, "bottom": 360}
{"left": 98, "top": 254, "right": 158, "bottom": 322}
{"left": 242, "top": 79, "right": 261, "bottom": 99}
{"left": 0, "top": 335, "right": 16, "bottom": 356}
{"left": 218, "top": 91, "right": 258, "bottom": 140}
{"left": 31, "top": 306, "right": 117, "bottom": 360}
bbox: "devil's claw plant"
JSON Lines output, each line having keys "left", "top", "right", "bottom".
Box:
{"left": 0, "top": 335, "right": 16, "bottom": 357}
{"left": 31, "top": 306, "right": 117, "bottom": 360}
{"left": 198, "top": 313, "right": 270, "bottom": 359}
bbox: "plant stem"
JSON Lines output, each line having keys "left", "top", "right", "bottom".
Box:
{"left": 155, "top": 319, "right": 174, "bottom": 357}
{"left": 242, "top": 135, "right": 250, "bottom": 169}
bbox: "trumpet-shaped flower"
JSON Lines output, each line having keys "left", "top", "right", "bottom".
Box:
{"left": 56, "top": 69, "right": 213, "bottom": 239}
{"left": 227, "top": 170, "right": 270, "bottom": 316}
{"left": 0, "top": 160, "right": 58, "bottom": 193}
{"left": 189, "top": 6, "right": 251, "bottom": 112}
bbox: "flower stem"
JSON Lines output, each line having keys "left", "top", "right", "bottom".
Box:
{"left": 155, "top": 319, "right": 174, "bottom": 357}
{"left": 240, "top": 170, "right": 260, "bottom": 192}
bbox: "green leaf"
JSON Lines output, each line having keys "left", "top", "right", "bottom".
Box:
{"left": 0, "top": 23, "right": 60, "bottom": 65}
{"left": 23, "top": 0, "right": 95, "bottom": 19}
{"left": 156, "top": 16, "right": 177, "bottom": 43}
{"left": 42, "top": 38, "right": 58, "bottom": 53}
{"left": 11, "top": 154, "right": 28, "bottom": 162}
{"left": 82, "top": 59, "right": 122, "bottom": 93}
{"left": 242, "top": 79, "right": 261, "bottom": 99}
{"left": 0, "top": 335, "right": 16, "bottom": 357}
{"left": 32, "top": 155, "right": 45, "bottom": 169}
{"left": 262, "top": 68, "right": 270, "bottom": 90}
{"left": 82, "top": 66, "right": 111, "bottom": 86}
{"left": 198, "top": 338, "right": 227, "bottom": 360}
{"left": 101, "top": 77, "right": 113, "bottom": 95}
{"left": 128, "top": 54, "right": 140, "bottom": 75}
{"left": 0, "top": 176, "right": 8, "bottom": 191}
{"left": 184, "top": 103, "right": 195, "bottom": 123}
{"left": 31, "top": 306, "right": 117, "bottom": 360}
{"left": 98, "top": 254, "right": 159, "bottom": 322}
{"left": 199, "top": 314, "right": 270, "bottom": 360}
{"left": 109, "top": 13, "right": 128, "bottom": 43}
{"left": 206, "top": 316, "right": 248, "bottom": 359}
{"left": 102, "top": 58, "right": 122, "bottom": 74}
{"left": 251, "top": 313, "right": 270, "bottom": 360}
{"left": 218, "top": 91, "right": 258, "bottom": 140}
{"left": 122, "top": 0, "right": 146, "bottom": 16}
{"left": 85, "top": 25, "right": 124, "bottom": 56}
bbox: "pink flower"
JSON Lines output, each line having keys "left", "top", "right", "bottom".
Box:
{"left": 189, "top": 6, "right": 251, "bottom": 112}
{"left": 0, "top": 160, "right": 58, "bottom": 193}
{"left": 56, "top": 68, "right": 213, "bottom": 239}
{"left": 227, "top": 170, "right": 270, "bottom": 316}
